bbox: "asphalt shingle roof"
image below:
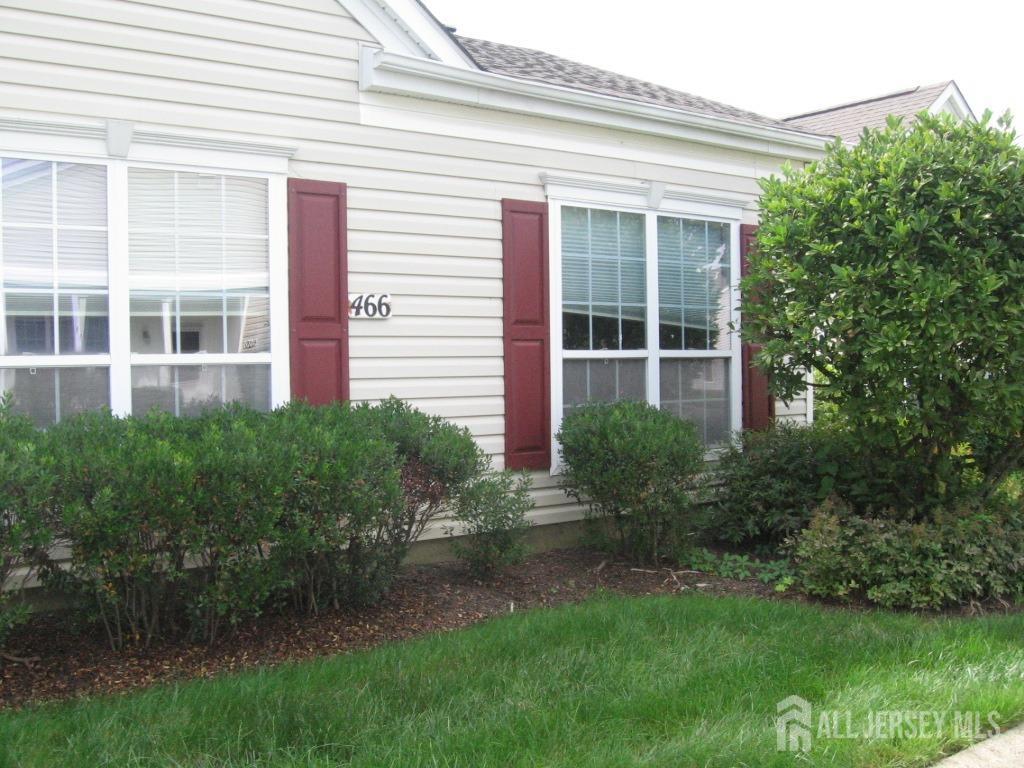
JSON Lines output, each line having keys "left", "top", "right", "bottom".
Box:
{"left": 783, "top": 82, "right": 952, "bottom": 142}
{"left": 454, "top": 35, "right": 801, "bottom": 132}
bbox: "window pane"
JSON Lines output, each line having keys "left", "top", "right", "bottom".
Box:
{"left": 659, "top": 359, "right": 730, "bottom": 446}
{"left": 562, "top": 305, "right": 590, "bottom": 350}
{"left": 131, "top": 364, "right": 271, "bottom": 417}
{"left": 0, "top": 366, "right": 109, "bottom": 427}
{"left": 57, "top": 229, "right": 108, "bottom": 289}
{"left": 1, "top": 158, "right": 109, "bottom": 359}
{"left": 128, "top": 169, "right": 269, "bottom": 358}
{"left": 57, "top": 163, "right": 106, "bottom": 227}
{"left": 58, "top": 294, "right": 109, "bottom": 354}
{"left": 4, "top": 293, "right": 53, "bottom": 355}
{"left": 3, "top": 227, "right": 52, "bottom": 289}
{"left": 563, "top": 359, "right": 646, "bottom": 414}
{"left": 130, "top": 292, "right": 175, "bottom": 353}
{"left": 226, "top": 293, "right": 270, "bottom": 353}
{"left": 2, "top": 159, "right": 51, "bottom": 224}
{"left": 560, "top": 206, "right": 646, "bottom": 352}
{"left": 658, "top": 216, "right": 732, "bottom": 351}
{"left": 178, "top": 293, "right": 225, "bottom": 353}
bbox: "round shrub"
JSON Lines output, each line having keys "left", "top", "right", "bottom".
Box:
{"left": 447, "top": 470, "right": 533, "bottom": 578}
{"left": 557, "top": 401, "right": 704, "bottom": 564}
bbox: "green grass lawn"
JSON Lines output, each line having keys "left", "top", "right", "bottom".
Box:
{"left": 2, "top": 594, "right": 1023, "bottom": 767}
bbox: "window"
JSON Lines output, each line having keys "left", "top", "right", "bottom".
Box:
{"left": 0, "top": 154, "right": 277, "bottom": 425}
{"left": 128, "top": 168, "right": 271, "bottom": 416}
{"left": 555, "top": 201, "right": 740, "bottom": 450}
{"left": 0, "top": 157, "right": 110, "bottom": 425}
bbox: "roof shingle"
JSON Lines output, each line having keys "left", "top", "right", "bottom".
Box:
{"left": 454, "top": 35, "right": 803, "bottom": 132}
{"left": 783, "top": 83, "right": 952, "bottom": 142}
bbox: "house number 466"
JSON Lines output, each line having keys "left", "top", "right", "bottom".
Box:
{"left": 349, "top": 293, "right": 392, "bottom": 319}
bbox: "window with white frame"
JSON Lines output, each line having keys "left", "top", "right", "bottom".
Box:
{"left": 0, "top": 154, "right": 275, "bottom": 426}
{"left": 555, "top": 200, "right": 740, "bottom": 451}
{"left": 127, "top": 168, "right": 271, "bottom": 417}
{"left": 0, "top": 158, "right": 111, "bottom": 426}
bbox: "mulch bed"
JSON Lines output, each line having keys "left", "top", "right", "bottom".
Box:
{"left": 0, "top": 548, "right": 773, "bottom": 710}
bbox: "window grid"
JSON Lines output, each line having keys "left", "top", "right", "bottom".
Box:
{"left": 558, "top": 202, "right": 739, "bottom": 450}
{"left": 0, "top": 155, "right": 278, "bottom": 426}
{"left": 562, "top": 207, "right": 646, "bottom": 352}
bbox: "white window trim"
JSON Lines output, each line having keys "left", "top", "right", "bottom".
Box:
{"left": 547, "top": 179, "right": 743, "bottom": 473}
{"left": 0, "top": 125, "right": 291, "bottom": 420}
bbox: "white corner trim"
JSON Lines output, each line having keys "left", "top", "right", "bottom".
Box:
{"left": 0, "top": 116, "right": 296, "bottom": 173}
{"left": 339, "top": 0, "right": 474, "bottom": 68}
{"left": 542, "top": 173, "right": 750, "bottom": 219}
{"left": 929, "top": 81, "right": 976, "bottom": 123}
{"left": 360, "top": 48, "right": 829, "bottom": 159}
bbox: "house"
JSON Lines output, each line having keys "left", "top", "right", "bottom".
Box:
{"left": 0, "top": 0, "right": 829, "bottom": 536}
{"left": 784, "top": 81, "right": 975, "bottom": 142}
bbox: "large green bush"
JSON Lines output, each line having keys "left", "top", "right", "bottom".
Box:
{"left": 0, "top": 398, "right": 52, "bottom": 649}
{"left": 744, "top": 112, "right": 1024, "bottom": 511}
{"left": 558, "top": 401, "right": 704, "bottom": 564}
{"left": 794, "top": 496, "right": 1024, "bottom": 609}
{"left": 24, "top": 398, "right": 495, "bottom": 649}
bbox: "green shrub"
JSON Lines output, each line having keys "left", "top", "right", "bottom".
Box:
{"left": 360, "top": 397, "right": 489, "bottom": 543}
{"left": 710, "top": 424, "right": 845, "bottom": 551}
{"left": 794, "top": 497, "right": 1024, "bottom": 609}
{"left": 447, "top": 471, "right": 533, "bottom": 578}
{"left": 557, "top": 401, "right": 704, "bottom": 564}
{"left": 0, "top": 398, "right": 52, "bottom": 649}
{"left": 15, "top": 398, "right": 493, "bottom": 648}
{"left": 272, "top": 401, "right": 405, "bottom": 612}
{"left": 187, "top": 407, "right": 289, "bottom": 645}
{"left": 44, "top": 410, "right": 201, "bottom": 649}
{"left": 745, "top": 112, "right": 1024, "bottom": 509}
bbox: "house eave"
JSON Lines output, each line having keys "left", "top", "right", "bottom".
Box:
{"left": 359, "top": 48, "right": 830, "bottom": 160}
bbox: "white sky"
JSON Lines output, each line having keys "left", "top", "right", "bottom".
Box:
{"left": 424, "top": 0, "right": 1022, "bottom": 133}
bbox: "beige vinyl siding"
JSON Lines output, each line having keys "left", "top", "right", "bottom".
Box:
{"left": 0, "top": 0, "right": 810, "bottom": 534}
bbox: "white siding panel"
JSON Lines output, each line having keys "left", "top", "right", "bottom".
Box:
{"left": 351, "top": 357, "right": 503, "bottom": 379}
{"left": 0, "top": 0, "right": 369, "bottom": 57}
{"left": 1, "top": 9, "right": 360, "bottom": 78}
{"left": 349, "top": 337, "right": 502, "bottom": 358}
{"left": 348, "top": 254, "right": 502, "bottom": 280}
{"left": 348, "top": 274, "right": 501, "bottom": 299}
{"left": 349, "top": 377, "right": 504, "bottom": 401}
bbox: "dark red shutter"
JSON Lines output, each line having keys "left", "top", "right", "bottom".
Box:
{"left": 741, "top": 223, "right": 774, "bottom": 430}
{"left": 288, "top": 179, "right": 349, "bottom": 405}
{"left": 502, "top": 199, "right": 550, "bottom": 470}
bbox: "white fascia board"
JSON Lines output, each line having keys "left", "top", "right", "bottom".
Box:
{"left": 360, "top": 48, "right": 830, "bottom": 160}
{"left": 929, "top": 81, "right": 976, "bottom": 122}
{"left": 339, "top": 0, "right": 474, "bottom": 67}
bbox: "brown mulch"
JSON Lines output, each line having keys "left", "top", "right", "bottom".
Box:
{"left": 0, "top": 548, "right": 773, "bottom": 710}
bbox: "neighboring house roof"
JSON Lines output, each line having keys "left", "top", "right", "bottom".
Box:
{"left": 454, "top": 35, "right": 794, "bottom": 132}
{"left": 783, "top": 81, "right": 974, "bottom": 142}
